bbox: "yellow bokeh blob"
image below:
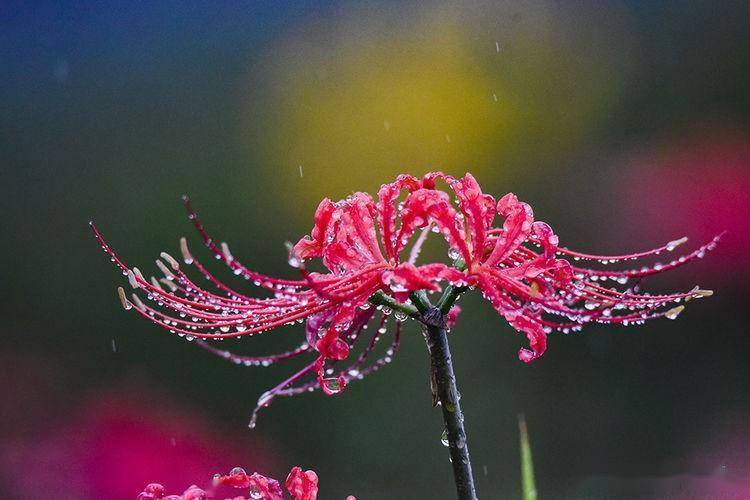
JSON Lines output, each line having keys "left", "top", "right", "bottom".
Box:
{"left": 239, "top": 1, "right": 634, "bottom": 211}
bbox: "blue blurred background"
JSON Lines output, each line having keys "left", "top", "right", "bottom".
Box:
{"left": 2, "top": 1, "right": 749, "bottom": 498}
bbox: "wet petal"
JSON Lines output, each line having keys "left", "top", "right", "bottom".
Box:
{"left": 285, "top": 466, "right": 319, "bottom": 500}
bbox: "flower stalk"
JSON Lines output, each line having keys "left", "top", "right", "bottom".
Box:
{"left": 412, "top": 288, "right": 477, "bottom": 500}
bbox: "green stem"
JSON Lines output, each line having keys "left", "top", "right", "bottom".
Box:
{"left": 368, "top": 291, "right": 420, "bottom": 319}
{"left": 372, "top": 282, "right": 475, "bottom": 499}
{"left": 415, "top": 286, "right": 476, "bottom": 500}
{"left": 436, "top": 284, "right": 465, "bottom": 315}
{"left": 518, "top": 414, "right": 537, "bottom": 500}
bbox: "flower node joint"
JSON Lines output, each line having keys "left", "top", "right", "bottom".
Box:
{"left": 422, "top": 307, "right": 447, "bottom": 329}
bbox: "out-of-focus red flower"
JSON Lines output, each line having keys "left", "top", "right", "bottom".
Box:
{"left": 0, "top": 385, "right": 278, "bottom": 500}
{"left": 92, "top": 172, "right": 716, "bottom": 425}
{"left": 137, "top": 465, "right": 344, "bottom": 500}
{"left": 615, "top": 130, "right": 750, "bottom": 285}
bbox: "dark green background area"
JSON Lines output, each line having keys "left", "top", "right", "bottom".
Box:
{"left": 2, "top": 1, "right": 748, "bottom": 498}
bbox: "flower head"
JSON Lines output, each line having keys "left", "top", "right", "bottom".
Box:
{"left": 92, "top": 172, "right": 717, "bottom": 425}
{"left": 137, "top": 465, "right": 333, "bottom": 500}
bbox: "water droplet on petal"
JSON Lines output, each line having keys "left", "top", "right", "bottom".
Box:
{"left": 229, "top": 466, "right": 246, "bottom": 477}
{"left": 441, "top": 428, "right": 449, "bottom": 447}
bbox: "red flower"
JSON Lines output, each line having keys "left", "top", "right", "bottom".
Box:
{"left": 92, "top": 172, "right": 716, "bottom": 425}
{"left": 137, "top": 465, "right": 336, "bottom": 500}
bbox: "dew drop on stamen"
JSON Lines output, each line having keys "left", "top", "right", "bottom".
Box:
{"left": 322, "top": 378, "right": 342, "bottom": 394}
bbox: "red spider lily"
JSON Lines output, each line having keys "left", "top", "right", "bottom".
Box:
{"left": 92, "top": 172, "right": 717, "bottom": 426}
{"left": 137, "top": 465, "right": 336, "bottom": 500}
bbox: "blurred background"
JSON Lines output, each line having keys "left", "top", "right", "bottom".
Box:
{"left": 2, "top": 1, "right": 749, "bottom": 498}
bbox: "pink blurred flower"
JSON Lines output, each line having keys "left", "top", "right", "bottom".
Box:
{"left": 615, "top": 129, "right": 749, "bottom": 285}
{"left": 0, "top": 384, "right": 277, "bottom": 500}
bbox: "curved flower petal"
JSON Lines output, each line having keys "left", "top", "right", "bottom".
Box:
{"left": 484, "top": 193, "right": 535, "bottom": 267}
{"left": 449, "top": 173, "right": 496, "bottom": 264}
{"left": 285, "top": 467, "right": 319, "bottom": 500}
{"left": 293, "top": 198, "right": 336, "bottom": 261}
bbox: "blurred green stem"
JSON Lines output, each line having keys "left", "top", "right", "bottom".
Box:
{"left": 519, "top": 414, "right": 538, "bottom": 500}
{"left": 412, "top": 287, "right": 477, "bottom": 500}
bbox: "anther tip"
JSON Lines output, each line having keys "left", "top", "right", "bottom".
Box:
{"left": 117, "top": 287, "right": 133, "bottom": 310}
{"left": 126, "top": 269, "right": 140, "bottom": 289}
{"left": 220, "top": 242, "right": 234, "bottom": 263}
{"left": 130, "top": 293, "right": 145, "bottom": 310}
{"left": 179, "top": 237, "right": 194, "bottom": 264}
{"left": 665, "top": 305, "right": 685, "bottom": 320}
{"left": 666, "top": 236, "right": 688, "bottom": 251}
{"left": 160, "top": 252, "right": 180, "bottom": 270}
{"left": 156, "top": 259, "right": 175, "bottom": 278}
